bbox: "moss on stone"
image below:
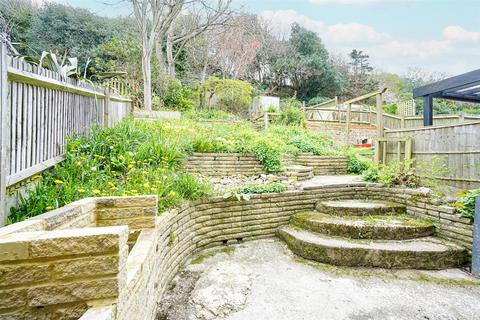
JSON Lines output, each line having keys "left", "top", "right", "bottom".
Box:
{"left": 294, "top": 257, "right": 480, "bottom": 286}
{"left": 190, "top": 246, "right": 236, "bottom": 265}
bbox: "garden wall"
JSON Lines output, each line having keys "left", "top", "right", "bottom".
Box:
{"left": 0, "top": 185, "right": 473, "bottom": 320}
{"left": 184, "top": 152, "right": 348, "bottom": 177}
{"left": 184, "top": 153, "right": 263, "bottom": 176}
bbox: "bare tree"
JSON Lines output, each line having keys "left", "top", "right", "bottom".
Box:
{"left": 131, "top": 0, "right": 183, "bottom": 110}
{"left": 161, "top": 0, "right": 233, "bottom": 79}
{"left": 212, "top": 15, "right": 262, "bottom": 79}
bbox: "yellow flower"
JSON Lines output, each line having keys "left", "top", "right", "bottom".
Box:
{"left": 143, "top": 182, "right": 150, "bottom": 188}
{"left": 111, "top": 186, "right": 118, "bottom": 191}
{"left": 78, "top": 188, "right": 85, "bottom": 193}
{"left": 92, "top": 189, "right": 101, "bottom": 194}
{"left": 169, "top": 191, "right": 176, "bottom": 196}
{"left": 46, "top": 206, "right": 54, "bottom": 211}
{"left": 131, "top": 189, "right": 138, "bottom": 193}
{"left": 54, "top": 179, "right": 64, "bottom": 185}
{"left": 108, "top": 182, "right": 115, "bottom": 187}
{"left": 128, "top": 164, "right": 134, "bottom": 169}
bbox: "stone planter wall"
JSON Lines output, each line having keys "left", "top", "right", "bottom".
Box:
{"left": 184, "top": 153, "right": 263, "bottom": 176}
{"left": 0, "top": 185, "right": 473, "bottom": 320}
{"left": 285, "top": 154, "right": 348, "bottom": 175}
{"left": 184, "top": 152, "right": 348, "bottom": 177}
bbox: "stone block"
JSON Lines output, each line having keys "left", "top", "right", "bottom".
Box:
{"left": 96, "top": 196, "right": 157, "bottom": 209}
{"left": 27, "top": 278, "right": 119, "bottom": 307}
{"left": 29, "top": 226, "right": 128, "bottom": 259}
{"left": 52, "top": 255, "right": 121, "bottom": 280}
{"left": 0, "top": 263, "right": 50, "bottom": 287}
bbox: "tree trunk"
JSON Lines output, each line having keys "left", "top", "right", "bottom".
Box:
{"left": 155, "top": 39, "right": 167, "bottom": 74}
{"left": 142, "top": 42, "right": 152, "bottom": 111}
{"left": 166, "top": 29, "right": 176, "bottom": 79}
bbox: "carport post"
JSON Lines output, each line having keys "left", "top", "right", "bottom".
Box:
{"left": 472, "top": 196, "right": 480, "bottom": 277}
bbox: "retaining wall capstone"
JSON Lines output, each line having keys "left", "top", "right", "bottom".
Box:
{"left": 0, "top": 185, "right": 473, "bottom": 320}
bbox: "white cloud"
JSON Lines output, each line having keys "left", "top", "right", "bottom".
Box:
{"left": 259, "top": 10, "right": 480, "bottom": 75}
{"left": 259, "top": 10, "right": 388, "bottom": 44}
{"left": 260, "top": 10, "right": 325, "bottom": 39}
{"left": 327, "top": 23, "right": 389, "bottom": 43}
{"left": 443, "top": 26, "right": 480, "bottom": 42}
{"left": 309, "top": 0, "right": 414, "bottom": 5}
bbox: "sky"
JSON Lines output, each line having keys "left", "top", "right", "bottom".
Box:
{"left": 50, "top": 0, "right": 480, "bottom": 76}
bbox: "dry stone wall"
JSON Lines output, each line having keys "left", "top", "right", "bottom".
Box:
{"left": 0, "top": 185, "right": 474, "bottom": 320}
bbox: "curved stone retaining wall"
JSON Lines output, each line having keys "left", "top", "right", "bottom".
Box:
{"left": 0, "top": 184, "right": 473, "bottom": 320}
{"left": 184, "top": 152, "right": 348, "bottom": 177}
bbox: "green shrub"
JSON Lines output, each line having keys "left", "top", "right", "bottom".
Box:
{"left": 362, "top": 159, "right": 421, "bottom": 188}
{"left": 347, "top": 153, "right": 371, "bottom": 174}
{"left": 280, "top": 98, "right": 302, "bottom": 109}
{"left": 277, "top": 107, "right": 305, "bottom": 127}
{"left": 251, "top": 138, "right": 283, "bottom": 173}
{"left": 455, "top": 189, "right": 480, "bottom": 219}
{"left": 162, "top": 81, "right": 194, "bottom": 111}
{"left": 382, "top": 103, "right": 397, "bottom": 114}
{"left": 203, "top": 77, "right": 253, "bottom": 115}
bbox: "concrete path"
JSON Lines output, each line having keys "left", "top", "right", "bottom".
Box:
{"left": 166, "top": 239, "right": 480, "bottom": 320}
{"left": 299, "top": 175, "right": 364, "bottom": 190}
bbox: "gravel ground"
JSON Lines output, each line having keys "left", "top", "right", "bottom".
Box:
{"left": 158, "top": 239, "right": 480, "bottom": 320}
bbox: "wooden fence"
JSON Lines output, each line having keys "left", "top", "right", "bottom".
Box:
{"left": 383, "top": 121, "right": 480, "bottom": 189}
{"left": 306, "top": 106, "right": 480, "bottom": 131}
{"left": 0, "top": 42, "right": 132, "bottom": 225}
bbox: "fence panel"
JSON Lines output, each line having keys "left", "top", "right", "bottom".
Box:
{"left": 0, "top": 42, "right": 132, "bottom": 224}
{"left": 384, "top": 122, "right": 480, "bottom": 189}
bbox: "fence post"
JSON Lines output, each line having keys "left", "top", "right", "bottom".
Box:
{"left": 104, "top": 89, "right": 110, "bottom": 128}
{"left": 400, "top": 115, "right": 406, "bottom": 129}
{"left": 0, "top": 42, "right": 9, "bottom": 226}
{"left": 473, "top": 196, "right": 480, "bottom": 277}
{"left": 376, "top": 93, "right": 384, "bottom": 138}
{"left": 345, "top": 103, "right": 351, "bottom": 145}
{"left": 459, "top": 112, "right": 465, "bottom": 124}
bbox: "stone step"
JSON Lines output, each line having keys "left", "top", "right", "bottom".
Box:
{"left": 285, "top": 165, "right": 314, "bottom": 181}
{"left": 291, "top": 212, "right": 435, "bottom": 240}
{"left": 277, "top": 226, "right": 467, "bottom": 269}
{"left": 315, "top": 200, "right": 406, "bottom": 216}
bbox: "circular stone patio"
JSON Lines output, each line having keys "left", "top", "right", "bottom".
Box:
{"left": 157, "top": 239, "right": 480, "bottom": 320}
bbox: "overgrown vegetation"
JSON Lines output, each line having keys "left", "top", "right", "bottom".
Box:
{"left": 455, "top": 189, "right": 480, "bottom": 219}
{"left": 9, "top": 115, "right": 363, "bottom": 223}
{"left": 9, "top": 120, "right": 212, "bottom": 223}
{"left": 362, "top": 157, "right": 451, "bottom": 189}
